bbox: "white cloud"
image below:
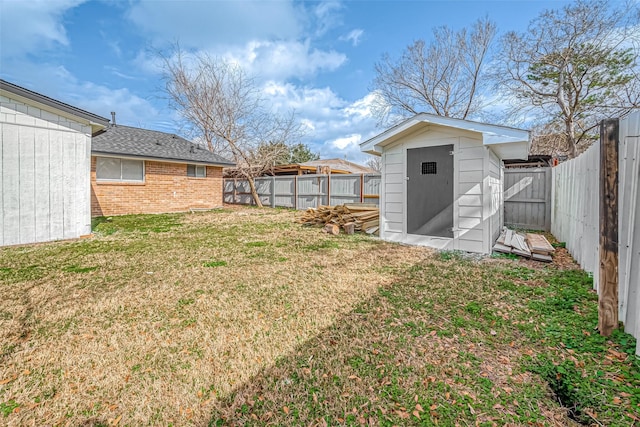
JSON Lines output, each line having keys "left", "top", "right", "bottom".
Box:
{"left": 1, "top": 61, "right": 162, "bottom": 129}
{"left": 330, "top": 134, "right": 361, "bottom": 150}
{"left": 339, "top": 29, "right": 364, "bottom": 47}
{"left": 313, "top": 1, "right": 344, "bottom": 36}
{"left": 224, "top": 40, "right": 347, "bottom": 80}
{"left": 126, "top": 0, "right": 302, "bottom": 48}
{"left": 259, "top": 82, "right": 380, "bottom": 162}
{"left": 0, "top": 0, "right": 85, "bottom": 59}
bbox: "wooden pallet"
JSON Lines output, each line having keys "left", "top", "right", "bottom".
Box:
{"left": 296, "top": 204, "right": 380, "bottom": 234}
{"left": 494, "top": 228, "right": 554, "bottom": 262}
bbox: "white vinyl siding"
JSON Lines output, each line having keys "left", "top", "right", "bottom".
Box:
{"left": 96, "top": 157, "right": 144, "bottom": 182}
{"left": 488, "top": 149, "right": 503, "bottom": 245}
{"left": 377, "top": 124, "right": 510, "bottom": 254}
{"left": 456, "top": 137, "right": 485, "bottom": 253}
{"left": 0, "top": 94, "right": 93, "bottom": 245}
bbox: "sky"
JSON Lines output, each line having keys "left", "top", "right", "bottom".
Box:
{"left": 0, "top": 0, "right": 582, "bottom": 164}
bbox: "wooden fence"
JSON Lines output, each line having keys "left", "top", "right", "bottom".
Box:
{"left": 224, "top": 174, "right": 381, "bottom": 209}
{"left": 504, "top": 167, "right": 551, "bottom": 231}
{"left": 551, "top": 112, "right": 640, "bottom": 354}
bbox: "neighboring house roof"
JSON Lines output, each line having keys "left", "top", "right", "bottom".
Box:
{"left": 360, "top": 113, "right": 530, "bottom": 160}
{"left": 0, "top": 79, "right": 109, "bottom": 132}
{"left": 298, "top": 158, "right": 376, "bottom": 174}
{"left": 92, "top": 125, "right": 235, "bottom": 166}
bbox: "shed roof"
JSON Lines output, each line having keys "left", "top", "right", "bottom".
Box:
{"left": 0, "top": 79, "right": 109, "bottom": 132}
{"left": 92, "top": 125, "right": 235, "bottom": 166}
{"left": 360, "top": 113, "right": 530, "bottom": 160}
{"left": 299, "top": 158, "right": 376, "bottom": 174}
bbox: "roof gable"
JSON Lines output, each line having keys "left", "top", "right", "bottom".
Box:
{"left": 92, "top": 125, "right": 235, "bottom": 166}
{"left": 360, "top": 113, "right": 530, "bottom": 160}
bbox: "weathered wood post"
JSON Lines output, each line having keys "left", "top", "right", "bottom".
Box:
{"left": 271, "top": 176, "right": 276, "bottom": 208}
{"left": 599, "top": 118, "right": 619, "bottom": 336}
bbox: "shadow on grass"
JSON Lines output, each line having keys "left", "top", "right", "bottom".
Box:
{"left": 206, "top": 256, "right": 579, "bottom": 426}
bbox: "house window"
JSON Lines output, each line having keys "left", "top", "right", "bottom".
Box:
{"left": 96, "top": 157, "right": 144, "bottom": 182}
{"left": 421, "top": 162, "right": 437, "bottom": 175}
{"left": 187, "top": 164, "right": 206, "bottom": 177}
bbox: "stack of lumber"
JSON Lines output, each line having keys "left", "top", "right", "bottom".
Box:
{"left": 493, "top": 228, "right": 555, "bottom": 262}
{"left": 297, "top": 203, "right": 379, "bottom": 234}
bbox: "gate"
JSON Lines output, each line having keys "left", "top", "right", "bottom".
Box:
{"left": 504, "top": 167, "right": 551, "bottom": 231}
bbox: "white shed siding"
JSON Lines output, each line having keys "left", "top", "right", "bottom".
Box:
{"left": 0, "top": 95, "right": 92, "bottom": 245}
{"left": 488, "top": 149, "right": 503, "bottom": 246}
{"left": 379, "top": 127, "right": 495, "bottom": 252}
{"left": 381, "top": 147, "right": 404, "bottom": 240}
{"left": 457, "top": 137, "right": 486, "bottom": 253}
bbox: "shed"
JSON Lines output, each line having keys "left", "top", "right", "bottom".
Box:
{"left": 360, "top": 113, "right": 530, "bottom": 254}
{"left": 0, "top": 79, "right": 109, "bottom": 246}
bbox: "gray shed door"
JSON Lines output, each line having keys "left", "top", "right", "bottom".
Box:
{"left": 406, "top": 145, "right": 454, "bottom": 237}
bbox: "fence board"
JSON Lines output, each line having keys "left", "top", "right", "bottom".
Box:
{"left": 619, "top": 113, "right": 640, "bottom": 354}
{"left": 552, "top": 111, "right": 640, "bottom": 354}
{"left": 224, "top": 174, "right": 381, "bottom": 210}
{"left": 504, "top": 167, "right": 551, "bottom": 230}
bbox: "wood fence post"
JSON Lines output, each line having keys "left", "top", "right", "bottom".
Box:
{"left": 271, "top": 177, "right": 276, "bottom": 208}
{"left": 599, "top": 118, "right": 619, "bottom": 336}
{"left": 294, "top": 175, "right": 298, "bottom": 210}
{"left": 360, "top": 174, "right": 364, "bottom": 203}
{"left": 233, "top": 179, "right": 237, "bottom": 204}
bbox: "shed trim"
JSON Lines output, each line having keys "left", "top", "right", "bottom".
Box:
{"left": 360, "top": 113, "right": 530, "bottom": 160}
{"left": 0, "top": 79, "right": 109, "bottom": 132}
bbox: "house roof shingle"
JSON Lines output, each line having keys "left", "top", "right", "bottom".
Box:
{"left": 92, "top": 125, "right": 235, "bottom": 166}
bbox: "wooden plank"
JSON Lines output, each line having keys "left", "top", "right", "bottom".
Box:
{"left": 504, "top": 229, "right": 514, "bottom": 247}
{"left": 19, "top": 125, "right": 36, "bottom": 244}
{"left": 598, "top": 118, "right": 619, "bottom": 336}
{"left": 2, "top": 124, "right": 20, "bottom": 245}
{"left": 532, "top": 253, "right": 553, "bottom": 262}
{"left": 34, "top": 128, "right": 50, "bottom": 243}
{"left": 526, "top": 233, "right": 555, "bottom": 254}
{"left": 492, "top": 243, "right": 512, "bottom": 254}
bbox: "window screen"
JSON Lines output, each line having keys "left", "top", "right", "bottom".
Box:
{"left": 96, "top": 157, "right": 144, "bottom": 181}
{"left": 96, "top": 157, "right": 122, "bottom": 180}
{"left": 421, "top": 162, "right": 437, "bottom": 175}
{"left": 122, "top": 159, "right": 144, "bottom": 181}
{"left": 187, "top": 164, "right": 206, "bottom": 177}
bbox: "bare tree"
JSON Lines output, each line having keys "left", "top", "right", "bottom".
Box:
{"left": 371, "top": 18, "right": 497, "bottom": 124}
{"left": 159, "top": 46, "right": 302, "bottom": 206}
{"left": 365, "top": 156, "right": 382, "bottom": 172}
{"left": 495, "top": 0, "right": 640, "bottom": 157}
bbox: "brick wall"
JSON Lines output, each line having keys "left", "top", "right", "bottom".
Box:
{"left": 91, "top": 157, "right": 224, "bottom": 217}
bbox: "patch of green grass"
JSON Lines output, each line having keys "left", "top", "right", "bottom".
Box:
{"left": 303, "top": 240, "right": 340, "bottom": 251}
{"left": 491, "top": 251, "right": 519, "bottom": 260}
{"left": 92, "top": 213, "right": 182, "bottom": 234}
{"left": 438, "top": 250, "right": 465, "bottom": 261}
{"left": 62, "top": 264, "right": 98, "bottom": 273}
{"left": 0, "top": 265, "right": 44, "bottom": 282}
{"left": 0, "top": 400, "right": 19, "bottom": 417}
{"left": 178, "top": 298, "right": 195, "bottom": 307}
{"left": 203, "top": 260, "right": 227, "bottom": 268}
{"left": 245, "top": 241, "right": 268, "bottom": 247}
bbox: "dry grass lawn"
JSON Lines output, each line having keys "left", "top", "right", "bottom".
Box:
{"left": 0, "top": 207, "right": 427, "bottom": 426}
{"left": 1, "top": 206, "right": 638, "bottom": 426}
